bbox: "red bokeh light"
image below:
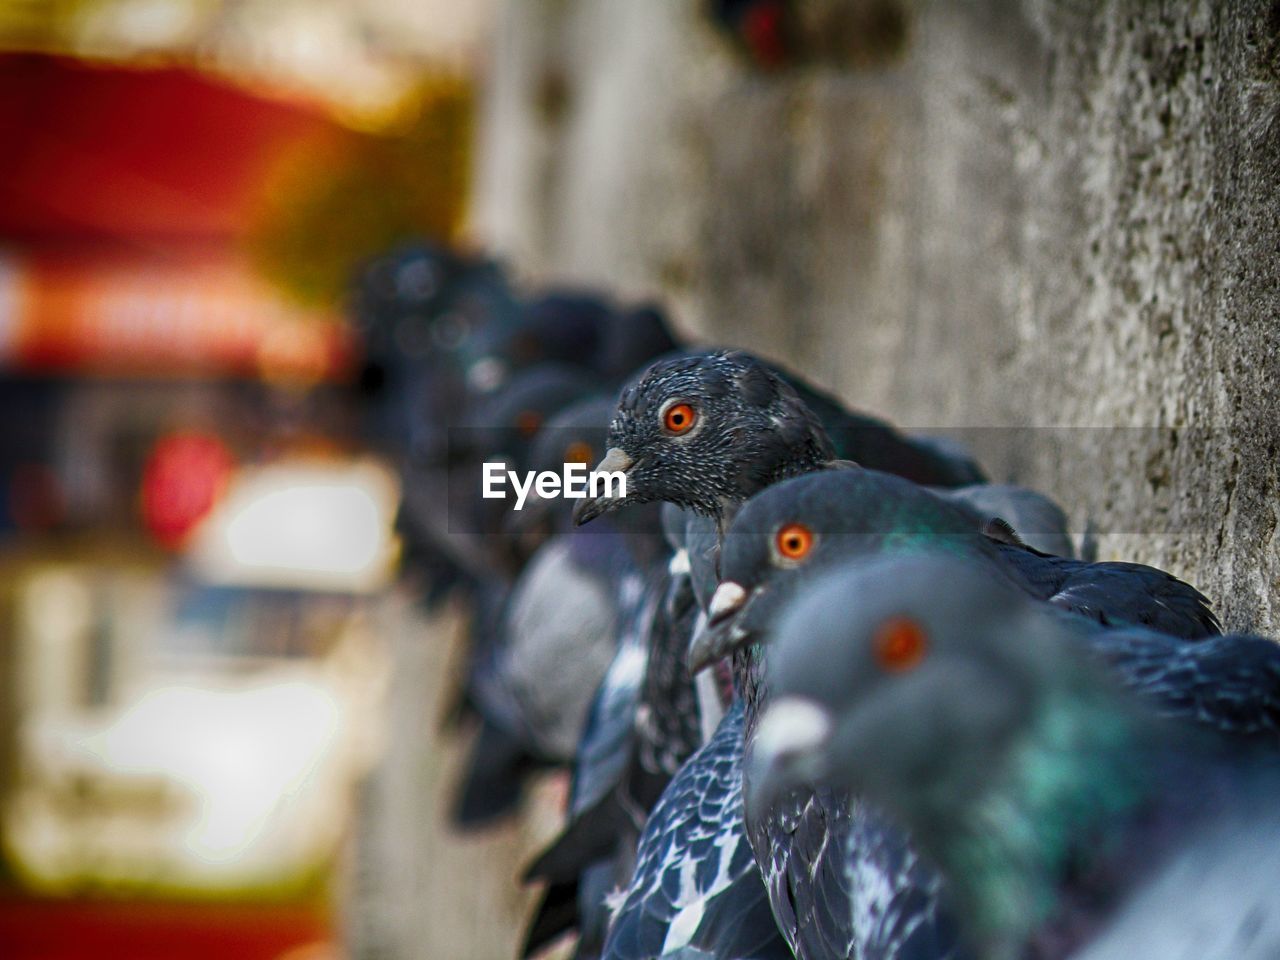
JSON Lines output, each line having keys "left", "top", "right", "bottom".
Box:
{"left": 140, "top": 430, "right": 235, "bottom": 550}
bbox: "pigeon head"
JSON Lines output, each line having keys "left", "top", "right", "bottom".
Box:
{"left": 747, "top": 556, "right": 1048, "bottom": 811}
{"left": 457, "top": 364, "right": 602, "bottom": 548}
{"left": 689, "top": 468, "right": 1003, "bottom": 671}
{"left": 572, "top": 350, "right": 834, "bottom": 527}
{"left": 463, "top": 364, "right": 602, "bottom": 473}
{"left": 352, "top": 241, "right": 469, "bottom": 335}
{"left": 507, "top": 394, "right": 612, "bottom": 541}
{"left": 750, "top": 554, "right": 1170, "bottom": 954}
{"left": 597, "top": 303, "right": 681, "bottom": 383}
{"left": 527, "top": 395, "right": 613, "bottom": 481}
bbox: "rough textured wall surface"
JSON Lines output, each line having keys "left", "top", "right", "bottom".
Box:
{"left": 472, "top": 0, "right": 1280, "bottom": 633}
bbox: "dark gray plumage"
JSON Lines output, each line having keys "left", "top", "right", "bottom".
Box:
{"left": 521, "top": 559, "right": 662, "bottom": 960}
{"left": 451, "top": 372, "right": 616, "bottom": 828}
{"left": 602, "top": 701, "right": 793, "bottom": 960}
{"left": 522, "top": 552, "right": 706, "bottom": 959}
{"left": 520, "top": 399, "right": 708, "bottom": 957}
{"left": 498, "top": 536, "right": 625, "bottom": 760}
{"left": 942, "top": 483, "right": 1075, "bottom": 559}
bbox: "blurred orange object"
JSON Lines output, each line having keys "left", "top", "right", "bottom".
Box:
{"left": 0, "top": 248, "right": 354, "bottom": 381}
{"left": 0, "top": 54, "right": 346, "bottom": 243}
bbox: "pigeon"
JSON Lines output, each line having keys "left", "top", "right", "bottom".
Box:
{"left": 492, "top": 532, "right": 629, "bottom": 762}
{"left": 352, "top": 242, "right": 523, "bottom": 603}
{"left": 575, "top": 510, "right": 788, "bottom": 959}
{"left": 707, "top": 0, "right": 797, "bottom": 70}
{"left": 351, "top": 241, "right": 521, "bottom": 449}
{"left": 690, "top": 467, "right": 1220, "bottom": 672}
{"left": 518, "top": 401, "right": 705, "bottom": 956}
{"left": 474, "top": 294, "right": 682, "bottom": 390}
{"left": 520, "top": 398, "right": 697, "bottom": 786}
{"left": 522, "top": 589, "right": 698, "bottom": 958}
{"left": 569, "top": 350, "right": 1007, "bottom": 959}
{"left": 450, "top": 370, "right": 620, "bottom": 827}
{"left": 427, "top": 360, "right": 607, "bottom": 625}
{"left": 602, "top": 700, "right": 793, "bottom": 960}
{"left": 571, "top": 349, "right": 984, "bottom": 531}
{"left": 752, "top": 554, "right": 1280, "bottom": 960}
{"left": 681, "top": 467, "right": 1218, "bottom": 960}
{"left": 523, "top": 393, "right": 800, "bottom": 956}
{"left": 520, "top": 557, "right": 669, "bottom": 959}
{"left": 524, "top": 615, "right": 731, "bottom": 960}
{"left": 520, "top": 526, "right": 683, "bottom": 956}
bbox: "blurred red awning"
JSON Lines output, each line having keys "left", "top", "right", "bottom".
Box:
{"left": 0, "top": 54, "right": 349, "bottom": 243}
{"left": 0, "top": 54, "right": 358, "bottom": 381}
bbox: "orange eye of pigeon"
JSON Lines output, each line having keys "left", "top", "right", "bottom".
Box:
{"left": 663, "top": 403, "right": 697, "bottom": 435}
{"left": 564, "top": 441, "right": 594, "bottom": 466}
{"left": 775, "top": 523, "right": 814, "bottom": 561}
{"left": 872, "top": 617, "right": 929, "bottom": 673}
{"left": 515, "top": 410, "right": 543, "bottom": 438}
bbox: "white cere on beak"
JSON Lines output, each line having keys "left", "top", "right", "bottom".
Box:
{"left": 669, "top": 547, "right": 691, "bottom": 576}
{"left": 753, "top": 698, "right": 833, "bottom": 764}
{"left": 595, "top": 447, "right": 634, "bottom": 475}
{"left": 708, "top": 581, "right": 748, "bottom": 621}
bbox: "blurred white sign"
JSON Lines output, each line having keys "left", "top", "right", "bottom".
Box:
{"left": 189, "top": 459, "right": 400, "bottom": 592}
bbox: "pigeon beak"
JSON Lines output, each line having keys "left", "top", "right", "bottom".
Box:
{"left": 688, "top": 581, "right": 752, "bottom": 673}
{"left": 745, "top": 697, "right": 832, "bottom": 814}
{"left": 571, "top": 447, "right": 634, "bottom": 526}
{"left": 708, "top": 580, "right": 748, "bottom": 621}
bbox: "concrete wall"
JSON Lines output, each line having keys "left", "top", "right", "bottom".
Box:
{"left": 472, "top": 0, "right": 1280, "bottom": 634}
{"left": 344, "top": 596, "right": 563, "bottom": 959}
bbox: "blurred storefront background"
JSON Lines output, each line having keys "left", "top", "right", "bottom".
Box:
{"left": 0, "top": 3, "right": 504, "bottom": 958}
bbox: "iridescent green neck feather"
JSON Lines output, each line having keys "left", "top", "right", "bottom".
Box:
{"left": 935, "top": 686, "right": 1157, "bottom": 957}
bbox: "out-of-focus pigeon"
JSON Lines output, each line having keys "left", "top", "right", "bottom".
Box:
{"left": 450, "top": 370, "right": 617, "bottom": 827}
{"left": 520, "top": 557, "right": 668, "bottom": 959}
{"left": 352, "top": 242, "right": 523, "bottom": 603}
{"left": 707, "top": 0, "right": 797, "bottom": 70}
{"left": 473, "top": 295, "right": 682, "bottom": 392}
{"left": 753, "top": 554, "right": 1280, "bottom": 960}
{"left": 518, "top": 401, "right": 702, "bottom": 957}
